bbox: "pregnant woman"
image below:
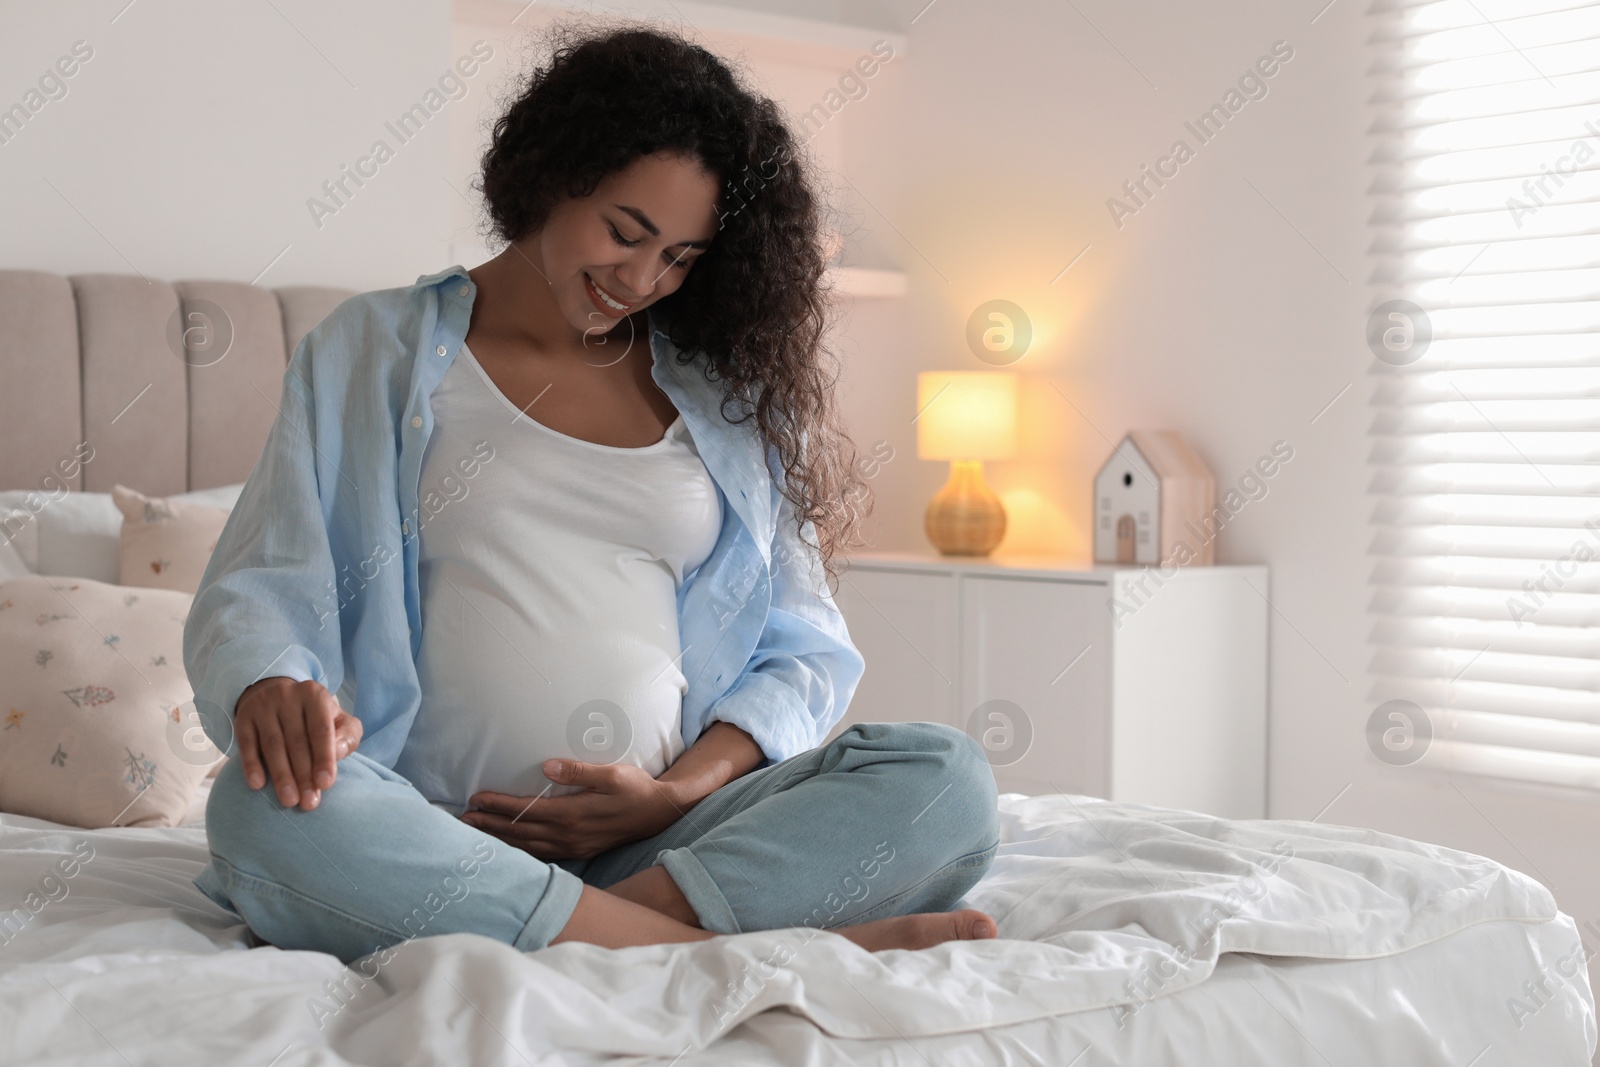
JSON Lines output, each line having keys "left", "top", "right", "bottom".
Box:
{"left": 184, "top": 23, "right": 1000, "bottom": 966}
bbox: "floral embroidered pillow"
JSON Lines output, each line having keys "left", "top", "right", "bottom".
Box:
{"left": 112, "top": 485, "right": 230, "bottom": 595}
{"left": 0, "top": 575, "right": 222, "bottom": 828}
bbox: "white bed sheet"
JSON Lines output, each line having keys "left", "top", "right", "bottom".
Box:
{"left": 0, "top": 784, "right": 1592, "bottom": 1066}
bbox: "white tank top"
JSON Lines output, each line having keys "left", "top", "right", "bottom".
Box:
{"left": 393, "top": 342, "right": 723, "bottom": 813}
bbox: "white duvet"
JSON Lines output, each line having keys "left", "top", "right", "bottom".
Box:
{"left": 0, "top": 790, "right": 1593, "bottom": 1065}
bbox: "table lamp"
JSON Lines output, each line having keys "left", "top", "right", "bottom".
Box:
{"left": 916, "top": 371, "right": 1018, "bottom": 556}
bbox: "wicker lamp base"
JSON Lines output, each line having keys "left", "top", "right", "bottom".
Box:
{"left": 925, "top": 460, "right": 1006, "bottom": 556}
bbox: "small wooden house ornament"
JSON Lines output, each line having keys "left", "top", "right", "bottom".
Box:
{"left": 1094, "top": 431, "right": 1216, "bottom": 567}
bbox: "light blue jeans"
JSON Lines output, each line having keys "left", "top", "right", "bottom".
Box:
{"left": 193, "top": 721, "right": 1000, "bottom": 965}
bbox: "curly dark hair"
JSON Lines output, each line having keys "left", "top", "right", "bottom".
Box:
{"left": 475, "top": 18, "right": 870, "bottom": 592}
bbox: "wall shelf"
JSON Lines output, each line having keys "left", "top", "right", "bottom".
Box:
{"left": 827, "top": 265, "right": 908, "bottom": 298}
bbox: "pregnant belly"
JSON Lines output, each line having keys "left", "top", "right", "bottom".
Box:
{"left": 394, "top": 626, "right": 687, "bottom": 811}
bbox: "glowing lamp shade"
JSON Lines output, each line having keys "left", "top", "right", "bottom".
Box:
{"left": 916, "top": 372, "right": 1018, "bottom": 556}
{"left": 916, "top": 372, "right": 1018, "bottom": 461}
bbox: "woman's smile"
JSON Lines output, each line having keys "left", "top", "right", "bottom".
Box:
{"left": 584, "top": 272, "right": 635, "bottom": 318}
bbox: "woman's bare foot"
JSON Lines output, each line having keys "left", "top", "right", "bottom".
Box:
{"left": 551, "top": 886, "right": 995, "bottom": 954}
{"left": 835, "top": 909, "right": 998, "bottom": 952}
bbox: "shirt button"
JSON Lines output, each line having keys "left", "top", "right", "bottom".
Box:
{"left": 402, "top": 520, "right": 411, "bottom": 535}
{"left": 436, "top": 345, "right": 447, "bottom": 357}
{"left": 458, "top": 285, "right": 468, "bottom": 296}
{"left": 411, "top": 415, "right": 423, "bottom": 428}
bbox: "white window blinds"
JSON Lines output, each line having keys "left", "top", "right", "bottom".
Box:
{"left": 1368, "top": 0, "right": 1600, "bottom": 789}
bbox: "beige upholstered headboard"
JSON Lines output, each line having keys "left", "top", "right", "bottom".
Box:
{"left": 0, "top": 271, "right": 357, "bottom": 497}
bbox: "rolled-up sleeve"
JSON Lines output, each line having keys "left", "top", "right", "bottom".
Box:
{"left": 183, "top": 335, "right": 344, "bottom": 750}
{"left": 704, "top": 472, "right": 866, "bottom": 766}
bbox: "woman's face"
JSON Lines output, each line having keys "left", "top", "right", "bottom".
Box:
{"left": 532, "top": 151, "right": 720, "bottom": 336}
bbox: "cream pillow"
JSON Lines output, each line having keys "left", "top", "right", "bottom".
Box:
{"left": 0, "top": 482, "right": 244, "bottom": 582}
{"left": 112, "top": 485, "right": 230, "bottom": 594}
{"left": 0, "top": 508, "right": 29, "bottom": 583}
{"left": 0, "top": 575, "right": 223, "bottom": 828}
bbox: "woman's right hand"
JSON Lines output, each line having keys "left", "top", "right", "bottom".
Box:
{"left": 234, "top": 677, "right": 364, "bottom": 811}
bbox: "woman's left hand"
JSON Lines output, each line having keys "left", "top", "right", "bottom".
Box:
{"left": 461, "top": 760, "right": 685, "bottom": 860}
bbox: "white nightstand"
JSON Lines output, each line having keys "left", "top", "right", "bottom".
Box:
{"left": 829, "top": 551, "right": 1268, "bottom": 819}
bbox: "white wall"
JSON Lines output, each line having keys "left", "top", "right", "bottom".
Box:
{"left": 871, "top": 0, "right": 1368, "bottom": 790}
{"left": 0, "top": 0, "right": 452, "bottom": 290}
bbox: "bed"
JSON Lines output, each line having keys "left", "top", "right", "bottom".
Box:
{"left": 0, "top": 269, "right": 1594, "bottom": 1065}
{"left": 1, "top": 785, "right": 1593, "bottom": 1065}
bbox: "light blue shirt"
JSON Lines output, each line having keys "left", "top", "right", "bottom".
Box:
{"left": 184, "top": 264, "right": 865, "bottom": 770}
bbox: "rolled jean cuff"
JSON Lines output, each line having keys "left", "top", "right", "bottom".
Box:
{"left": 192, "top": 860, "right": 236, "bottom": 915}
{"left": 658, "top": 846, "right": 740, "bottom": 935}
{"left": 511, "top": 862, "right": 587, "bottom": 951}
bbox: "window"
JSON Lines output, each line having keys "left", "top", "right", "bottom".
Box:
{"left": 1368, "top": 0, "right": 1600, "bottom": 789}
